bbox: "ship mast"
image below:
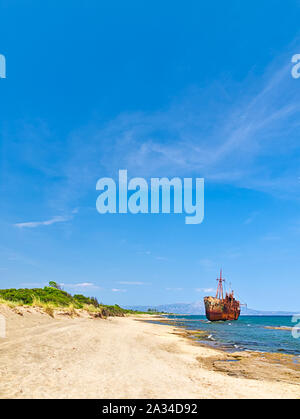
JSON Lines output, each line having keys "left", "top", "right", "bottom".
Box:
{"left": 216, "top": 269, "right": 225, "bottom": 300}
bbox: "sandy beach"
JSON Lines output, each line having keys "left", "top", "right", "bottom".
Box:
{"left": 0, "top": 304, "right": 299, "bottom": 399}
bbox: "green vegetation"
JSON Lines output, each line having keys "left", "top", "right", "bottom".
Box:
{"left": 0, "top": 282, "right": 162, "bottom": 317}
{"left": 147, "top": 308, "right": 167, "bottom": 314}
{"left": 48, "top": 281, "right": 61, "bottom": 290}
{"left": 0, "top": 286, "right": 76, "bottom": 307}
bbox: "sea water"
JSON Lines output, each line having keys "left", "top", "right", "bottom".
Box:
{"left": 163, "top": 315, "right": 300, "bottom": 356}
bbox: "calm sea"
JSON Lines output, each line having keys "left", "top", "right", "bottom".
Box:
{"left": 163, "top": 315, "right": 300, "bottom": 356}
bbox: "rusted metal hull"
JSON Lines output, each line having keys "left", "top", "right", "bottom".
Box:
{"left": 205, "top": 309, "right": 240, "bottom": 321}
{"left": 204, "top": 296, "right": 240, "bottom": 322}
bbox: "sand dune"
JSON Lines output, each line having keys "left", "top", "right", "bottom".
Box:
{"left": 0, "top": 305, "right": 299, "bottom": 399}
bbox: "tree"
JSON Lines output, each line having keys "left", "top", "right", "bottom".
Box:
{"left": 48, "top": 281, "right": 61, "bottom": 290}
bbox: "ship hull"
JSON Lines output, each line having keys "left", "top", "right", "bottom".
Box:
{"left": 205, "top": 309, "right": 240, "bottom": 321}
{"left": 204, "top": 296, "right": 240, "bottom": 322}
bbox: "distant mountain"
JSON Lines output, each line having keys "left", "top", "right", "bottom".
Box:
{"left": 124, "top": 301, "right": 298, "bottom": 316}
{"left": 125, "top": 301, "right": 205, "bottom": 315}
{"left": 240, "top": 307, "right": 298, "bottom": 316}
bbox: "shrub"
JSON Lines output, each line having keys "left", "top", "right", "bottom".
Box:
{"left": 0, "top": 286, "right": 153, "bottom": 317}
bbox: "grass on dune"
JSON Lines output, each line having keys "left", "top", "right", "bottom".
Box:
{"left": 0, "top": 282, "right": 157, "bottom": 318}
{"left": 0, "top": 297, "right": 24, "bottom": 309}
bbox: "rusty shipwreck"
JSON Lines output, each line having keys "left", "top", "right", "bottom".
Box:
{"left": 204, "top": 270, "right": 241, "bottom": 321}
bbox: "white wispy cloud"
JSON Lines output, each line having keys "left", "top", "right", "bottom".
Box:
{"left": 137, "top": 250, "right": 151, "bottom": 256}
{"left": 195, "top": 287, "right": 215, "bottom": 293}
{"left": 55, "top": 50, "right": 300, "bottom": 206}
{"left": 63, "top": 282, "right": 99, "bottom": 289}
{"left": 9, "top": 48, "right": 300, "bottom": 212}
{"left": 118, "top": 281, "right": 145, "bottom": 285}
{"left": 73, "top": 282, "right": 95, "bottom": 287}
{"left": 199, "top": 258, "right": 215, "bottom": 270}
{"left": 112, "top": 288, "right": 126, "bottom": 292}
{"left": 14, "top": 215, "right": 70, "bottom": 229}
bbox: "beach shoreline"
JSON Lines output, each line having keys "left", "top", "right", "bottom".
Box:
{"left": 153, "top": 314, "right": 300, "bottom": 356}
{"left": 0, "top": 304, "right": 299, "bottom": 399}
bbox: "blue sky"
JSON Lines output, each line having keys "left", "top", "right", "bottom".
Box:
{"left": 1, "top": 1, "right": 300, "bottom": 310}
